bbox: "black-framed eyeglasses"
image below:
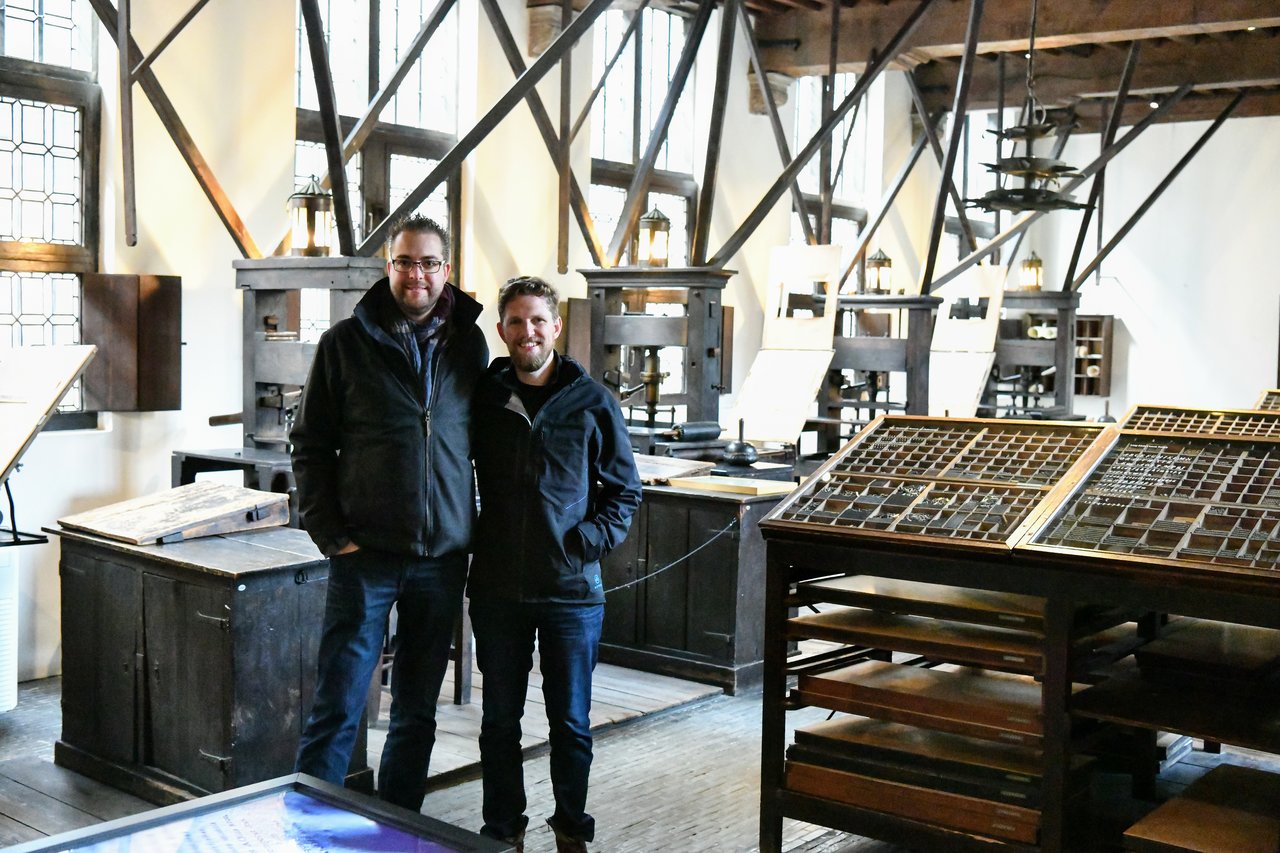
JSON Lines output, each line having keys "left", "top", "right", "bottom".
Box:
{"left": 391, "top": 257, "right": 444, "bottom": 273}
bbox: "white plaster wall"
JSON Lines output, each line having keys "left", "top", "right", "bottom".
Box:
{"left": 14, "top": 0, "right": 296, "bottom": 679}
{"left": 1050, "top": 115, "right": 1280, "bottom": 417}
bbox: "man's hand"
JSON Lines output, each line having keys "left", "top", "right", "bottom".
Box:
{"left": 334, "top": 541, "right": 361, "bottom": 555}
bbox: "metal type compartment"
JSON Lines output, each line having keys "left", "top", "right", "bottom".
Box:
{"left": 1120, "top": 404, "right": 1280, "bottom": 439}
{"left": 766, "top": 416, "right": 1108, "bottom": 549}
{"left": 1255, "top": 389, "right": 1280, "bottom": 411}
{"left": 1025, "top": 428, "right": 1280, "bottom": 576}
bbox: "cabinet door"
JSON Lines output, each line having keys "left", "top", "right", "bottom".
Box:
{"left": 142, "top": 573, "right": 231, "bottom": 793}
{"left": 601, "top": 503, "right": 647, "bottom": 647}
{"left": 60, "top": 551, "right": 139, "bottom": 764}
{"left": 644, "top": 500, "right": 739, "bottom": 662}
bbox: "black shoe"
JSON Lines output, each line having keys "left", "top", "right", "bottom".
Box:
{"left": 500, "top": 830, "right": 525, "bottom": 853}
{"left": 547, "top": 820, "right": 587, "bottom": 853}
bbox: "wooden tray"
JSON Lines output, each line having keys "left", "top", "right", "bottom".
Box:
{"left": 785, "top": 761, "right": 1039, "bottom": 844}
{"left": 797, "top": 661, "right": 1046, "bottom": 746}
{"left": 796, "top": 575, "right": 1046, "bottom": 632}
{"left": 57, "top": 481, "right": 290, "bottom": 545}
{"left": 1123, "top": 763, "right": 1280, "bottom": 852}
{"left": 788, "top": 607, "right": 1043, "bottom": 674}
{"left": 1136, "top": 618, "right": 1280, "bottom": 679}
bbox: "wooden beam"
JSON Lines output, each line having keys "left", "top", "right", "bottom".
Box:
{"left": 920, "top": 0, "right": 983, "bottom": 295}
{"left": 117, "top": 0, "right": 137, "bottom": 246}
{"left": 1069, "top": 86, "right": 1280, "bottom": 129}
{"left": 906, "top": 71, "right": 977, "bottom": 252}
{"left": 605, "top": 0, "right": 717, "bottom": 267}
{"left": 359, "top": 0, "right": 614, "bottom": 256}
{"left": 708, "top": 0, "right": 940, "bottom": 269}
{"left": 87, "top": 0, "right": 260, "bottom": 258}
{"left": 558, "top": 0, "right": 573, "bottom": 273}
{"left": 1062, "top": 41, "right": 1139, "bottom": 291}
{"left": 737, "top": 1, "right": 815, "bottom": 244}
{"left": 691, "top": 0, "right": 741, "bottom": 265}
{"left": 1070, "top": 92, "right": 1245, "bottom": 290}
{"left": 756, "top": 0, "right": 1280, "bottom": 77}
{"left": 300, "top": 0, "right": 355, "bottom": 256}
{"left": 477, "top": 0, "right": 605, "bottom": 267}
{"left": 130, "top": 0, "right": 212, "bottom": 81}
{"left": 914, "top": 28, "right": 1280, "bottom": 112}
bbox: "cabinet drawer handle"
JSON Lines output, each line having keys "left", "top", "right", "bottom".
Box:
{"left": 198, "top": 749, "right": 232, "bottom": 771}
{"left": 196, "top": 610, "right": 230, "bottom": 630}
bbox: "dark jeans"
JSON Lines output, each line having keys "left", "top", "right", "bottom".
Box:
{"left": 470, "top": 599, "right": 604, "bottom": 843}
{"left": 296, "top": 548, "right": 466, "bottom": 811}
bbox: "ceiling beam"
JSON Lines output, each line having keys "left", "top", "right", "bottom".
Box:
{"left": 1067, "top": 87, "right": 1280, "bottom": 131}
{"left": 757, "top": 0, "right": 1280, "bottom": 77}
{"left": 914, "top": 29, "right": 1280, "bottom": 112}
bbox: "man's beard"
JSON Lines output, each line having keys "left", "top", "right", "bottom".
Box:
{"left": 512, "top": 343, "right": 552, "bottom": 374}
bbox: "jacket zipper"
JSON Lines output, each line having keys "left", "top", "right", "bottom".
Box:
{"left": 421, "top": 338, "right": 450, "bottom": 555}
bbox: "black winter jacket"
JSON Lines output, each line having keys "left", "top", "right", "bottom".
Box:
{"left": 468, "top": 354, "right": 642, "bottom": 605}
{"left": 290, "top": 278, "right": 488, "bottom": 557}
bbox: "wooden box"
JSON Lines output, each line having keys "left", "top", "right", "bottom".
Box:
{"left": 81, "top": 273, "right": 181, "bottom": 411}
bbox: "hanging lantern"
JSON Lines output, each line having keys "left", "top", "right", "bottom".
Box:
{"left": 636, "top": 207, "right": 670, "bottom": 268}
{"left": 288, "top": 176, "right": 334, "bottom": 257}
{"left": 1019, "top": 251, "right": 1044, "bottom": 291}
{"left": 866, "top": 249, "right": 893, "bottom": 294}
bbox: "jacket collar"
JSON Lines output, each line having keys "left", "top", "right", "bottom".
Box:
{"left": 352, "top": 277, "right": 483, "bottom": 343}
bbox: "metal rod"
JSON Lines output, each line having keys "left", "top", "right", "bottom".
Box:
{"left": 837, "top": 124, "right": 932, "bottom": 290}
{"left": 359, "top": 0, "right": 614, "bottom": 256}
{"left": 570, "top": 2, "right": 650, "bottom": 144}
{"left": 929, "top": 83, "right": 1192, "bottom": 291}
{"left": 919, "top": 0, "right": 983, "bottom": 294}
{"left": 736, "top": 1, "right": 814, "bottom": 245}
{"left": 993, "top": 52, "right": 1004, "bottom": 250}
{"left": 691, "top": 0, "right": 740, "bottom": 265}
{"left": 300, "top": 0, "right": 355, "bottom": 256}
{"left": 130, "top": 0, "right": 212, "bottom": 81}
{"left": 1062, "top": 40, "right": 1139, "bottom": 291}
{"left": 1071, "top": 92, "right": 1244, "bottom": 291}
{"left": 477, "top": 0, "right": 604, "bottom": 266}
{"left": 708, "top": 0, "right": 939, "bottom": 269}
{"left": 605, "top": 0, "right": 717, "bottom": 267}
{"left": 906, "top": 70, "right": 977, "bottom": 252}
{"left": 557, "top": 0, "right": 573, "bottom": 273}
{"left": 87, "top": 0, "right": 261, "bottom": 258}
{"left": 118, "top": 0, "right": 137, "bottom": 246}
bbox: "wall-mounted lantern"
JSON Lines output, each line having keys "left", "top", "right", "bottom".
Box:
{"left": 288, "top": 176, "right": 334, "bottom": 257}
{"left": 866, "top": 249, "right": 893, "bottom": 294}
{"left": 1019, "top": 251, "right": 1044, "bottom": 291}
{"left": 636, "top": 207, "right": 670, "bottom": 268}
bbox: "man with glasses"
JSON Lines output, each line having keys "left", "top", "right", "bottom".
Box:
{"left": 291, "top": 213, "right": 488, "bottom": 812}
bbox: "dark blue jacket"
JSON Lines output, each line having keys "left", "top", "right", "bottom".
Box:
{"left": 290, "top": 279, "right": 488, "bottom": 557}
{"left": 468, "top": 354, "right": 642, "bottom": 604}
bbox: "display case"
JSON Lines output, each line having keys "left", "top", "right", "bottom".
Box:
{"left": 5, "top": 774, "right": 511, "bottom": 853}
{"left": 758, "top": 409, "right": 1280, "bottom": 853}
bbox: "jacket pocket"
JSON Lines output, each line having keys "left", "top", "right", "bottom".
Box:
{"left": 538, "top": 422, "right": 591, "bottom": 512}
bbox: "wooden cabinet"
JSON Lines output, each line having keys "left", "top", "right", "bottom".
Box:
{"left": 1072, "top": 315, "right": 1113, "bottom": 397}
{"left": 757, "top": 411, "right": 1280, "bottom": 852}
{"left": 600, "top": 485, "right": 784, "bottom": 694}
{"left": 54, "top": 526, "right": 370, "bottom": 804}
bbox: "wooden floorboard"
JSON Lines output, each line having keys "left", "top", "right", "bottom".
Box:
{"left": 0, "top": 758, "right": 153, "bottom": 821}
{"left": 0, "top": 773, "right": 105, "bottom": 836}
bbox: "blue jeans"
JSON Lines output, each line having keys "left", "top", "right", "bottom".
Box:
{"left": 470, "top": 599, "right": 604, "bottom": 843}
{"left": 296, "top": 548, "right": 466, "bottom": 811}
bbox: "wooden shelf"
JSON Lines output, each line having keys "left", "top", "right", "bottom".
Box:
{"left": 1072, "top": 315, "right": 1113, "bottom": 397}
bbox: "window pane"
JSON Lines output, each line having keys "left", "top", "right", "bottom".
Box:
{"left": 389, "top": 153, "right": 449, "bottom": 232}
{"left": 0, "top": 269, "right": 83, "bottom": 408}
{"left": 640, "top": 8, "right": 693, "bottom": 173}
{"left": 588, "top": 182, "right": 627, "bottom": 265}
{"left": 380, "top": 0, "right": 459, "bottom": 134}
{"left": 591, "top": 9, "right": 637, "bottom": 163}
{"left": 295, "top": 0, "right": 369, "bottom": 116}
{"left": 2, "top": 0, "right": 95, "bottom": 70}
{"left": 0, "top": 96, "right": 82, "bottom": 245}
{"left": 792, "top": 73, "right": 864, "bottom": 203}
